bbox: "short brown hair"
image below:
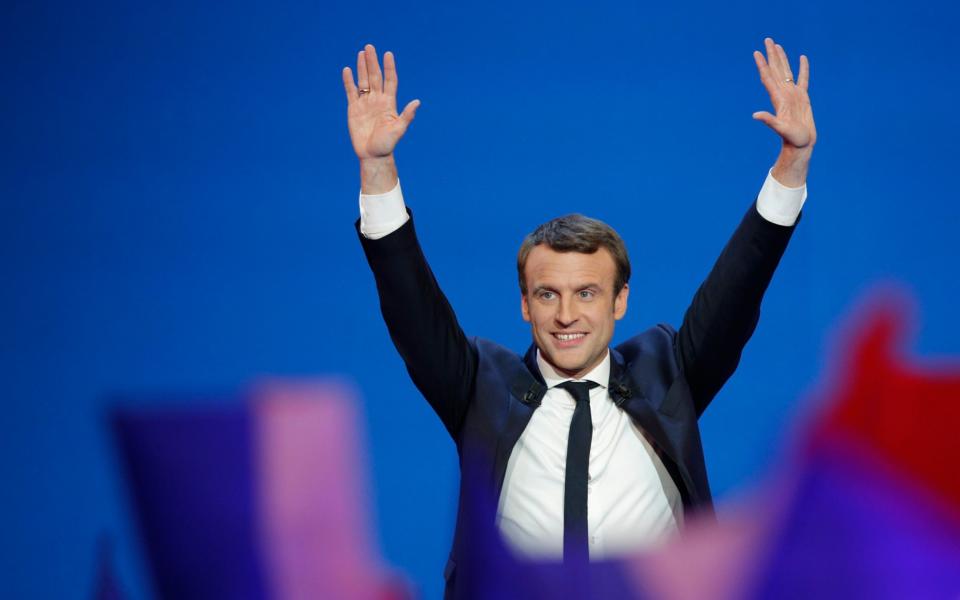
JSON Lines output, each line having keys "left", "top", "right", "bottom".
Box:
{"left": 517, "top": 214, "right": 631, "bottom": 296}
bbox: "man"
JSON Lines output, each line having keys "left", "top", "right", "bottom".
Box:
{"left": 343, "top": 38, "right": 815, "bottom": 597}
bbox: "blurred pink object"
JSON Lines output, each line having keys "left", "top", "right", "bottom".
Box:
{"left": 254, "top": 380, "right": 408, "bottom": 600}
{"left": 625, "top": 486, "right": 789, "bottom": 600}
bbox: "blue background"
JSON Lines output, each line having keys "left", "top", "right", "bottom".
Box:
{"left": 2, "top": 1, "right": 958, "bottom": 597}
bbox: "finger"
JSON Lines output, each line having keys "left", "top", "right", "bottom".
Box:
{"left": 383, "top": 50, "right": 398, "bottom": 98}
{"left": 798, "top": 54, "right": 810, "bottom": 91}
{"left": 356, "top": 50, "right": 369, "bottom": 92}
{"left": 753, "top": 50, "right": 780, "bottom": 100}
{"left": 753, "top": 50, "right": 774, "bottom": 86}
{"left": 752, "top": 110, "right": 776, "bottom": 125}
{"left": 398, "top": 99, "right": 420, "bottom": 127}
{"left": 777, "top": 44, "right": 794, "bottom": 83}
{"left": 390, "top": 99, "right": 420, "bottom": 140}
{"left": 364, "top": 43, "right": 383, "bottom": 93}
{"left": 342, "top": 66, "right": 358, "bottom": 104}
{"left": 753, "top": 111, "right": 787, "bottom": 137}
{"left": 764, "top": 38, "right": 783, "bottom": 79}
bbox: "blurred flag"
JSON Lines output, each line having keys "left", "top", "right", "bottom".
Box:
{"left": 112, "top": 380, "right": 408, "bottom": 600}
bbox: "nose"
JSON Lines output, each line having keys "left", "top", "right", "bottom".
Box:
{"left": 555, "top": 295, "right": 578, "bottom": 327}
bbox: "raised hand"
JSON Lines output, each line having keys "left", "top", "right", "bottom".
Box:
{"left": 342, "top": 44, "right": 420, "bottom": 162}
{"left": 752, "top": 38, "right": 816, "bottom": 152}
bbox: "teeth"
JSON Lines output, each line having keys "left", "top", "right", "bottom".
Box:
{"left": 556, "top": 333, "right": 585, "bottom": 341}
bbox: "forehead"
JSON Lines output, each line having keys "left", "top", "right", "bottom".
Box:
{"left": 524, "top": 245, "right": 617, "bottom": 289}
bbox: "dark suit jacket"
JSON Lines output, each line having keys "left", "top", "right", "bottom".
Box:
{"left": 358, "top": 202, "right": 798, "bottom": 599}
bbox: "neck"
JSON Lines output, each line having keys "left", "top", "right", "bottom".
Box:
{"left": 536, "top": 348, "right": 609, "bottom": 382}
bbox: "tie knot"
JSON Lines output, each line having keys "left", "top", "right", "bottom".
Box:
{"left": 555, "top": 381, "right": 599, "bottom": 404}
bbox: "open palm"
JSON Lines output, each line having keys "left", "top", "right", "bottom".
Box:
{"left": 342, "top": 45, "right": 420, "bottom": 160}
{"left": 753, "top": 38, "right": 816, "bottom": 150}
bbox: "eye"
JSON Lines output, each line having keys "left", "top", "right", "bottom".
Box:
{"left": 538, "top": 290, "right": 557, "bottom": 301}
{"left": 578, "top": 289, "right": 595, "bottom": 300}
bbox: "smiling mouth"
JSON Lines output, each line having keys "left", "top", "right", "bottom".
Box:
{"left": 552, "top": 332, "right": 587, "bottom": 347}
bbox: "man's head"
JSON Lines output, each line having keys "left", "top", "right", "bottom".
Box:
{"left": 517, "top": 215, "right": 631, "bottom": 379}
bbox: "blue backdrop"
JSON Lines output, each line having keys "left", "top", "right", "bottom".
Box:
{"left": 2, "top": 1, "right": 958, "bottom": 598}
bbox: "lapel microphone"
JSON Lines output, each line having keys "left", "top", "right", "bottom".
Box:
{"left": 611, "top": 382, "right": 632, "bottom": 406}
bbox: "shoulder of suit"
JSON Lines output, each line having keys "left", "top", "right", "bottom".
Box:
{"left": 615, "top": 323, "right": 678, "bottom": 364}
{"left": 472, "top": 337, "right": 523, "bottom": 364}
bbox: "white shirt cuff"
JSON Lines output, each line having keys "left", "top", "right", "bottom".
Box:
{"left": 359, "top": 179, "right": 410, "bottom": 239}
{"left": 755, "top": 170, "right": 807, "bottom": 227}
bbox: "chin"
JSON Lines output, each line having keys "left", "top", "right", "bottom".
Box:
{"left": 554, "top": 357, "right": 590, "bottom": 375}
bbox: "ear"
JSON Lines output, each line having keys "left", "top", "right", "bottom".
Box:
{"left": 613, "top": 283, "right": 629, "bottom": 320}
{"left": 521, "top": 293, "right": 531, "bottom": 322}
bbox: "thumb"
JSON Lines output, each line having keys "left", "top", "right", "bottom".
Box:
{"left": 399, "top": 99, "right": 421, "bottom": 126}
{"left": 752, "top": 111, "right": 778, "bottom": 129}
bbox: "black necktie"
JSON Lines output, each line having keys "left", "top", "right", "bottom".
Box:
{"left": 556, "top": 380, "right": 600, "bottom": 563}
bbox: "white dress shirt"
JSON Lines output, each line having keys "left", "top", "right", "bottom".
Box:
{"left": 496, "top": 350, "right": 683, "bottom": 559}
{"left": 358, "top": 172, "right": 807, "bottom": 558}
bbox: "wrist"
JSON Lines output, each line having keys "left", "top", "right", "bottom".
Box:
{"left": 771, "top": 145, "right": 812, "bottom": 188}
{"left": 360, "top": 155, "right": 398, "bottom": 195}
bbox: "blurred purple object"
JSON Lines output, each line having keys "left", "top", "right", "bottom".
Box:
{"left": 750, "top": 443, "right": 960, "bottom": 599}
{"left": 113, "top": 399, "right": 267, "bottom": 598}
{"left": 112, "top": 380, "right": 406, "bottom": 600}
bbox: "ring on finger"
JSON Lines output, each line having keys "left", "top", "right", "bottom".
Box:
{"left": 358, "top": 88, "right": 371, "bottom": 95}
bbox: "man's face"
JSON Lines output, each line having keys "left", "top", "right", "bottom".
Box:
{"left": 521, "top": 245, "right": 629, "bottom": 379}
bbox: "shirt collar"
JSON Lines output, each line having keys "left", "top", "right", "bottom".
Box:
{"left": 536, "top": 348, "right": 611, "bottom": 390}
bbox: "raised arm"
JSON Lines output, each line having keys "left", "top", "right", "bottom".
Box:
{"left": 345, "top": 46, "right": 476, "bottom": 438}
{"left": 677, "top": 38, "right": 814, "bottom": 415}
{"left": 342, "top": 44, "right": 420, "bottom": 194}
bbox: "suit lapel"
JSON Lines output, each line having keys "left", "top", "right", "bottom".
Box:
{"left": 521, "top": 343, "right": 546, "bottom": 387}
{"left": 492, "top": 344, "right": 546, "bottom": 495}
{"left": 608, "top": 348, "right": 700, "bottom": 505}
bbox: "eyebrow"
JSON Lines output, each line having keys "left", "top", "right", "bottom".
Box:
{"left": 532, "top": 283, "right": 603, "bottom": 294}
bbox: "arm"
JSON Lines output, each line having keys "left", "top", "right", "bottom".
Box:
{"left": 677, "top": 38, "right": 816, "bottom": 416}
{"left": 344, "top": 45, "right": 476, "bottom": 438}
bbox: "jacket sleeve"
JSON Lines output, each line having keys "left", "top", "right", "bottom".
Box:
{"left": 676, "top": 201, "right": 799, "bottom": 417}
{"left": 357, "top": 212, "right": 478, "bottom": 438}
